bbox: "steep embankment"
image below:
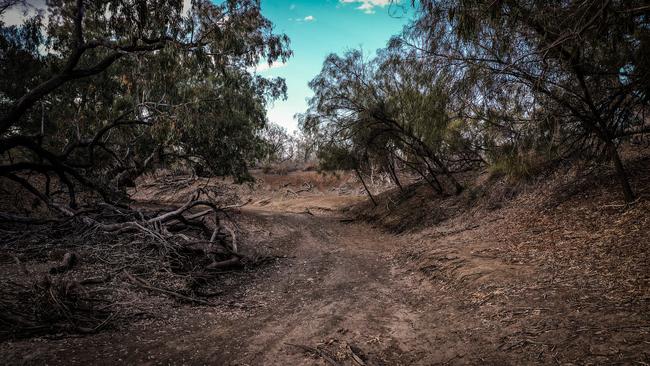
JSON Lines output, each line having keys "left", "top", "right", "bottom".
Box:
{"left": 353, "top": 149, "right": 650, "bottom": 364}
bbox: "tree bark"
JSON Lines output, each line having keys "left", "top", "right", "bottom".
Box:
{"left": 355, "top": 167, "right": 377, "bottom": 206}
{"left": 386, "top": 158, "right": 403, "bottom": 191}
{"left": 606, "top": 141, "right": 635, "bottom": 203}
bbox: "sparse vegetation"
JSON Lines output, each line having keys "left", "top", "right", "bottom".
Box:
{"left": 0, "top": 1, "right": 648, "bottom": 365}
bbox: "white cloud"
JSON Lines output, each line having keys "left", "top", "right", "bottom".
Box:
{"left": 291, "top": 15, "right": 316, "bottom": 23}
{"left": 289, "top": 4, "right": 296, "bottom": 10}
{"left": 357, "top": 3, "right": 375, "bottom": 13}
{"left": 339, "top": 0, "right": 396, "bottom": 14}
{"left": 252, "top": 60, "right": 288, "bottom": 73}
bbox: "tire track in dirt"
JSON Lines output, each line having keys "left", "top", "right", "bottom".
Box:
{"left": 199, "top": 208, "right": 443, "bottom": 365}
{"left": 0, "top": 199, "right": 452, "bottom": 365}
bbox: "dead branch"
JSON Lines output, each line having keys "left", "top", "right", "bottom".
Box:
{"left": 205, "top": 257, "right": 241, "bottom": 270}
{"left": 90, "top": 196, "right": 221, "bottom": 233}
{"left": 223, "top": 225, "right": 238, "bottom": 254}
{"left": 285, "top": 343, "right": 341, "bottom": 366}
{"left": 255, "top": 197, "right": 272, "bottom": 206}
{"left": 286, "top": 182, "right": 313, "bottom": 196}
{"left": 11, "top": 254, "right": 29, "bottom": 275}
{"left": 79, "top": 275, "right": 112, "bottom": 285}
{"left": 49, "top": 252, "right": 77, "bottom": 274}
{"left": 348, "top": 345, "right": 366, "bottom": 366}
{"left": 222, "top": 198, "right": 252, "bottom": 210}
{"left": 123, "top": 271, "right": 211, "bottom": 306}
{"left": 0, "top": 276, "right": 112, "bottom": 340}
{"left": 0, "top": 212, "right": 54, "bottom": 224}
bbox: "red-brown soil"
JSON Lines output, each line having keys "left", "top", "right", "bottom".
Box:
{"left": 1, "top": 161, "right": 649, "bottom": 365}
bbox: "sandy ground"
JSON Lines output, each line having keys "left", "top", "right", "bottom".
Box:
{"left": 2, "top": 197, "right": 451, "bottom": 365}
{"left": 1, "top": 166, "right": 649, "bottom": 365}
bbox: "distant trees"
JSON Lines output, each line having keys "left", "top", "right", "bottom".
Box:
{"left": 260, "top": 122, "right": 293, "bottom": 164}
{"left": 259, "top": 122, "right": 320, "bottom": 167}
{"left": 303, "top": 0, "right": 649, "bottom": 202}
{"left": 0, "top": 0, "right": 291, "bottom": 211}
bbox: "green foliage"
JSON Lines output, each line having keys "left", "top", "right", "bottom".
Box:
{"left": 316, "top": 143, "right": 358, "bottom": 171}
{"left": 303, "top": 0, "right": 648, "bottom": 201}
{"left": 488, "top": 149, "right": 544, "bottom": 181}
{"left": 301, "top": 46, "right": 472, "bottom": 194}
{"left": 0, "top": 0, "right": 292, "bottom": 204}
{"left": 413, "top": 0, "right": 649, "bottom": 201}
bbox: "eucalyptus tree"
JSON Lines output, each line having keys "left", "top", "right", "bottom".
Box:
{"left": 374, "top": 43, "right": 484, "bottom": 189}
{"left": 0, "top": 0, "right": 291, "bottom": 210}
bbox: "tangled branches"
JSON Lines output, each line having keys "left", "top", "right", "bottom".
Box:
{"left": 0, "top": 276, "right": 113, "bottom": 340}
{"left": 0, "top": 188, "right": 249, "bottom": 340}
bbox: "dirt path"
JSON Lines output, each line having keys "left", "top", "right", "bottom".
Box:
{"left": 4, "top": 190, "right": 648, "bottom": 365}
{"left": 2, "top": 199, "right": 455, "bottom": 365}
{"left": 201, "top": 208, "right": 439, "bottom": 365}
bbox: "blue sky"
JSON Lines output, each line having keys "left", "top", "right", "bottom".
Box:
{"left": 255, "top": 0, "right": 413, "bottom": 132}
{"left": 1, "top": 0, "right": 413, "bottom": 133}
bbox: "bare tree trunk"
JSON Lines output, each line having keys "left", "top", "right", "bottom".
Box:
{"left": 386, "top": 158, "right": 403, "bottom": 191}
{"left": 393, "top": 151, "right": 442, "bottom": 193}
{"left": 606, "top": 141, "right": 635, "bottom": 203}
{"left": 418, "top": 142, "right": 463, "bottom": 195}
{"left": 355, "top": 167, "right": 377, "bottom": 206}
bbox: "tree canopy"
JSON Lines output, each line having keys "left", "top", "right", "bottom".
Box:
{"left": 302, "top": 0, "right": 649, "bottom": 202}
{"left": 0, "top": 0, "right": 291, "bottom": 211}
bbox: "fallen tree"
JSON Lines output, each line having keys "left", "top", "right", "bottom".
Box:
{"left": 0, "top": 185, "right": 249, "bottom": 339}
